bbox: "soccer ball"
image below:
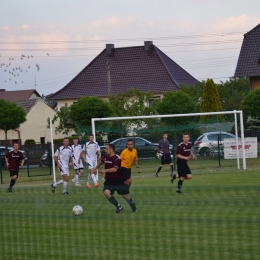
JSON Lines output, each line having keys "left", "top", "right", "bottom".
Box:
{"left": 72, "top": 205, "right": 83, "bottom": 216}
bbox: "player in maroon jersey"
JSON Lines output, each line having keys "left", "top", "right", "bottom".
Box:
{"left": 5, "top": 143, "right": 25, "bottom": 192}
{"left": 176, "top": 132, "right": 197, "bottom": 194}
{"left": 91, "top": 143, "right": 137, "bottom": 213}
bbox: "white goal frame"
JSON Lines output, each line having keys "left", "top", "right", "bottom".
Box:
{"left": 91, "top": 110, "right": 246, "bottom": 170}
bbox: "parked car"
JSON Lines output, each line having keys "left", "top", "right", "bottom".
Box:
{"left": 0, "top": 146, "right": 27, "bottom": 168}
{"left": 194, "top": 132, "right": 238, "bottom": 156}
{"left": 100, "top": 137, "right": 173, "bottom": 159}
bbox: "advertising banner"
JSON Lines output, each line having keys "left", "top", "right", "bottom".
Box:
{"left": 224, "top": 137, "right": 257, "bottom": 159}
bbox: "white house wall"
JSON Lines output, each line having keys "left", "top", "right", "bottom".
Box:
{"left": 0, "top": 99, "right": 74, "bottom": 144}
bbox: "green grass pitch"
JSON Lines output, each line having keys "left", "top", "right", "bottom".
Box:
{"left": 0, "top": 160, "right": 260, "bottom": 259}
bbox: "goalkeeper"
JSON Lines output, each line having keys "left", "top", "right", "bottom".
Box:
{"left": 155, "top": 133, "right": 176, "bottom": 182}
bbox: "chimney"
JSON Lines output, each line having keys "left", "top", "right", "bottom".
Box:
{"left": 144, "top": 41, "right": 153, "bottom": 52}
{"left": 106, "top": 44, "right": 114, "bottom": 55}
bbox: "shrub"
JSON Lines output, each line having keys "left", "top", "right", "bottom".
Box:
{"left": 24, "top": 139, "right": 36, "bottom": 145}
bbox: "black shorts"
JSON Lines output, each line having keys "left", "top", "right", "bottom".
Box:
{"left": 9, "top": 170, "right": 19, "bottom": 178}
{"left": 161, "top": 153, "right": 172, "bottom": 165}
{"left": 177, "top": 160, "right": 191, "bottom": 178}
{"left": 121, "top": 167, "right": 131, "bottom": 180}
{"left": 104, "top": 177, "right": 129, "bottom": 195}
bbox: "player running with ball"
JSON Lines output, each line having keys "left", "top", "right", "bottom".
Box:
{"left": 91, "top": 144, "right": 137, "bottom": 213}
{"left": 176, "top": 132, "right": 197, "bottom": 194}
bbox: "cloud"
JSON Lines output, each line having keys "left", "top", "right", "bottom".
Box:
{"left": 210, "top": 14, "right": 260, "bottom": 32}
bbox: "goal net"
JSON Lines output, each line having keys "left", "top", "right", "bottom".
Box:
{"left": 76, "top": 110, "right": 246, "bottom": 179}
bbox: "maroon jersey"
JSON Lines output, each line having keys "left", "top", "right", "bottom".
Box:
{"left": 5, "top": 150, "right": 24, "bottom": 171}
{"left": 102, "top": 154, "right": 122, "bottom": 180}
{"left": 176, "top": 142, "right": 192, "bottom": 161}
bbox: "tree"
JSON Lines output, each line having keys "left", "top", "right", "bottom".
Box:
{"left": 69, "top": 96, "right": 113, "bottom": 127}
{"left": 48, "top": 103, "right": 74, "bottom": 136}
{"left": 0, "top": 99, "right": 26, "bottom": 146}
{"left": 178, "top": 82, "right": 204, "bottom": 112}
{"left": 217, "top": 77, "right": 250, "bottom": 111}
{"left": 155, "top": 91, "right": 197, "bottom": 126}
{"left": 109, "top": 88, "right": 157, "bottom": 131}
{"left": 240, "top": 88, "right": 260, "bottom": 118}
{"left": 200, "top": 78, "right": 225, "bottom": 123}
{"left": 240, "top": 88, "right": 260, "bottom": 130}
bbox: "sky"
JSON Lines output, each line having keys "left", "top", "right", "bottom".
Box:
{"left": 0, "top": 0, "right": 260, "bottom": 96}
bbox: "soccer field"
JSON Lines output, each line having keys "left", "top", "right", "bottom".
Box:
{"left": 0, "top": 162, "right": 260, "bottom": 259}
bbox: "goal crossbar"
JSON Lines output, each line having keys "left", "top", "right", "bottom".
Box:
{"left": 91, "top": 110, "right": 246, "bottom": 170}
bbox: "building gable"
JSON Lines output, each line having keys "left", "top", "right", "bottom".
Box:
{"left": 50, "top": 42, "right": 198, "bottom": 100}
{"left": 235, "top": 23, "right": 260, "bottom": 78}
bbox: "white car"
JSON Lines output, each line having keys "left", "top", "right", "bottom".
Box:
{"left": 194, "top": 132, "right": 238, "bottom": 156}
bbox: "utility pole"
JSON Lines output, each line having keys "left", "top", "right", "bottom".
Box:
{"left": 106, "top": 61, "right": 111, "bottom": 102}
{"left": 34, "top": 75, "right": 36, "bottom": 90}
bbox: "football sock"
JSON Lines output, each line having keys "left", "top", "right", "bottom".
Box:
{"left": 156, "top": 166, "right": 162, "bottom": 173}
{"left": 170, "top": 165, "right": 174, "bottom": 175}
{"left": 91, "top": 174, "right": 97, "bottom": 184}
{"left": 124, "top": 197, "right": 137, "bottom": 211}
{"left": 87, "top": 174, "right": 91, "bottom": 184}
{"left": 108, "top": 196, "right": 119, "bottom": 207}
{"left": 75, "top": 174, "right": 79, "bottom": 184}
{"left": 177, "top": 180, "right": 183, "bottom": 190}
{"left": 55, "top": 179, "right": 63, "bottom": 186}
{"left": 96, "top": 172, "right": 98, "bottom": 182}
{"left": 63, "top": 181, "right": 68, "bottom": 193}
{"left": 10, "top": 179, "right": 16, "bottom": 187}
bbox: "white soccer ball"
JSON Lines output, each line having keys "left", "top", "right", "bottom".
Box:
{"left": 72, "top": 205, "right": 83, "bottom": 216}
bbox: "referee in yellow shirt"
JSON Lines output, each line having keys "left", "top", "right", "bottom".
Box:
{"left": 120, "top": 139, "right": 140, "bottom": 186}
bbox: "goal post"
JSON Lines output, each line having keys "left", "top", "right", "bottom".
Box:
{"left": 91, "top": 110, "right": 246, "bottom": 170}
{"left": 49, "top": 118, "right": 56, "bottom": 182}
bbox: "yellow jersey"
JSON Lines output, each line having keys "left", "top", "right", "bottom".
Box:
{"left": 120, "top": 148, "right": 138, "bottom": 169}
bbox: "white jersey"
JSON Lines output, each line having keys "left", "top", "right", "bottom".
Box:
{"left": 71, "top": 144, "right": 82, "bottom": 161}
{"left": 54, "top": 145, "right": 72, "bottom": 166}
{"left": 83, "top": 141, "right": 100, "bottom": 159}
{"left": 72, "top": 144, "right": 83, "bottom": 169}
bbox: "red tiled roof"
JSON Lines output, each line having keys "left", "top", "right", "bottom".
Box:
{"left": 0, "top": 89, "right": 41, "bottom": 102}
{"left": 51, "top": 44, "right": 198, "bottom": 100}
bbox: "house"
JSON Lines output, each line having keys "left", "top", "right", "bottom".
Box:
{"left": 235, "top": 23, "right": 260, "bottom": 91}
{"left": 0, "top": 89, "right": 41, "bottom": 101}
{"left": 50, "top": 41, "right": 198, "bottom": 110}
{"left": 0, "top": 98, "right": 65, "bottom": 145}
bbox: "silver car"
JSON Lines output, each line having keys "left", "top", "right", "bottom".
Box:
{"left": 194, "top": 132, "right": 237, "bottom": 156}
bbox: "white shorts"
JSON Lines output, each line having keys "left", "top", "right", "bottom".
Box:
{"left": 88, "top": 159, "right": 97, "bottom": 169}
{"left": 73, "top": 159, "right": 84, "bottom": 170}
{"left": 57, "top": 160, "right": 69, "bottom": 175}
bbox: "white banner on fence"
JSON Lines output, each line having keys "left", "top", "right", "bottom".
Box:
{"left": 224, "top": 137, "right": 258, "bottom": 159}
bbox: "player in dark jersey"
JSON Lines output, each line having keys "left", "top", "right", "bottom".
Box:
{"left": 176, "top": 132, "right": 197, "bottom": 194}
{"left": 91, "top": 143, "right": 137, "bottom": 213}
{"left": 5, "top": 143, "right": 25, "bottom": 192}
{"left": 155, "top": 133, "right": 176, "bottom": 182}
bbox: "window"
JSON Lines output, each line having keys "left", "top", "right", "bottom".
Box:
{"left": 220, "top": 134, "right": 234, "bottom": 141}
{"left": 134, "top": 138, "right": 146, "bottom": 146}
{"left": 148, "top": 96, "right": 161, "bottom": 107}
{"left": 118, "top": 139, "right": 127, "bottom": 148}
{"left": 207, "top": 134, "right": 219, "bottom": 141}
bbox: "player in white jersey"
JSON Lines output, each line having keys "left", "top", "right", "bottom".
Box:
{"left": 82, "top": 134, "right": 101, "bottom": 188}
{"left": 51, "top": 137, "right": 73, "bottom": 195}
{"left": 71, "top": 137, "right": 84, "bottom": 186}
